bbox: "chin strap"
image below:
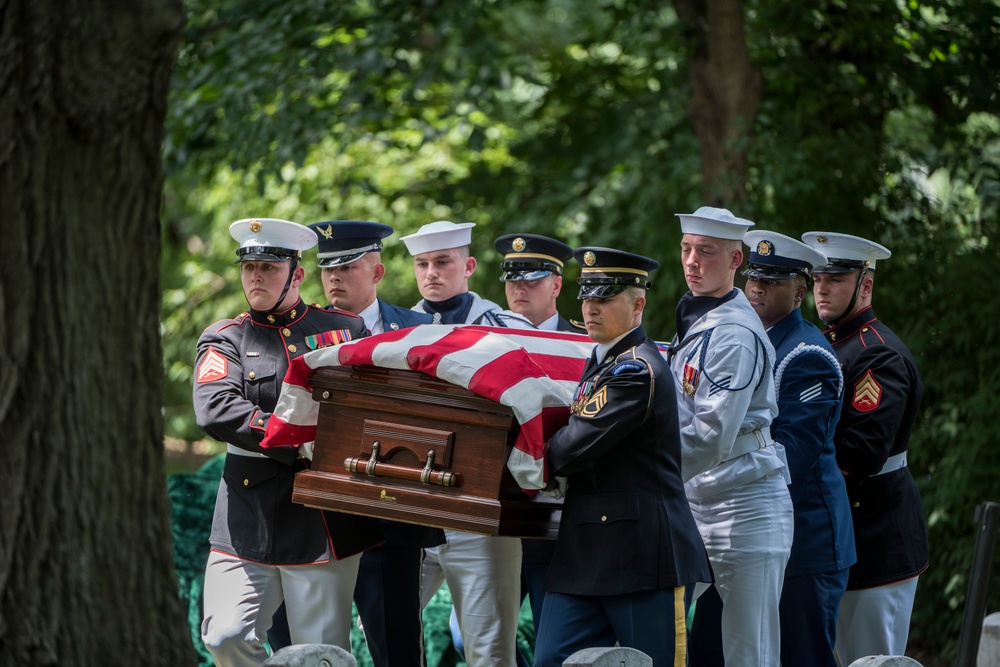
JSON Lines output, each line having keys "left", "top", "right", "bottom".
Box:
{"left": 244, "top": 258, "right": 300, "bottom": 314}
{"left": 823, "top": 268, "right": 868, "bottom": 327}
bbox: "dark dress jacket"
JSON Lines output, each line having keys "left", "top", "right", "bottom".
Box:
{"left": 768, "top": 309, "right": 856, "bottom": 577}
{"left": 544, "top": 326, "right": 711, "bottom": 596}
{"left": 824, "top": 306, "right": 928, "bottom": 589}
{"left": 194, "top": 299, "right": 384, "bottom": 564}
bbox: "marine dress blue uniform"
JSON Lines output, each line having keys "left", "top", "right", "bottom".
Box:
{"left": 195, "top": 218, "right": 382, "bottom": 667}
{"left": 803, "top": 232, "right": 928, "bottom": 665}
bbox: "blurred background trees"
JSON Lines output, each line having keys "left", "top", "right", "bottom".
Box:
{"left": 162, "top": 0, "right": 999, "bottom": 662}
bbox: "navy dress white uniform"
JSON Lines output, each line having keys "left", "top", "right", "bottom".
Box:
{"left": 401, "top": 221, "right": 530, "bottom": 667}
{"left": 802, "top": 232, "right": 928, "bottom": 665}
{"left": 670, "top": 208, "right": 794, "bottom": 667}
{"left": 194, "top": 218, "right": 382, "bottom": 667}
{"left": 533, "top": 247, "right": 711, "bottom": 667}
{"left": 308, "top": 219, "right": 445, "bottom": 667}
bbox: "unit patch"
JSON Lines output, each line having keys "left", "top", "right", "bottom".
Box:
{"left": 579, "top": 386, "right": 608, "bottom": 418}
{"left": 852, "top": 369, "right": 882, "bottom": 412}
{"left": 197, "top": 347, "right": 228, "bottom": 383}
{"left": 305, "top": 329, "right": 355, "bottom": 350}
{"left": 611, "top": 361, "right": 643, "bottom": 376}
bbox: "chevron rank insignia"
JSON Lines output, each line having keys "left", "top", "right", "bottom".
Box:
{"left": 197, "top": 346, "right": 228, "bottom": 384}
{"left": 852, "top": 369, "right": 882, "bottom": 412}
{"left": 305, "top": 329, "right": 354, "bottom": 350}
{"left": 579, "top": 386, "right": 608, "bottom": 418}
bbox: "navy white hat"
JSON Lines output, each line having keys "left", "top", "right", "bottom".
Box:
{"left": 574, "top": 247, "right": 659, "bottom": 299}
{"left": 309, "top": 220, "right": 393, "bottom": 268}
{"left": 742, "top": 230, "right": 828, "bottom": 281}
{"left": 801, "top": 232, "right": 891, "bottom": 273}
{"left": 229, "top": 218, "right": 317, "bottom": 263}
{"left": 494, "top": 233, "right": 573, "bottom": 282}
{"left": 400, "top": 220, "right": 476, "bottom": 256}
{"left": 676, "top": 206, "right": 755, "bottom": 241}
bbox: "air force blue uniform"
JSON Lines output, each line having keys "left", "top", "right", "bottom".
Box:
{"left": 768, "top": 308, "right": 856, "bottom": 666}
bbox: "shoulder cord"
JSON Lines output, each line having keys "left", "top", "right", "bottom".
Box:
{"left": 774, "top": 344, "right": 844, "bottom": 397}
{"left": 685, "top": 323, "right": 769, "bottom": 393}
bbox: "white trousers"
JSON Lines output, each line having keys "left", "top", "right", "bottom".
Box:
{"left": 420, "top": 530, "right": 522, "bottom": 667}
{"left": 689, "top": 471, "right": 794, "bottom": 667}
{"left": 835, "top": 576, "right": 919, "bottom": 666}
{"left": 201, "top": 551, "right": 361, "bottom": 667}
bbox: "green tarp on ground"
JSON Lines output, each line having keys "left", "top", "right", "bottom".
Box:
{"left": 167, "top": 455, "right": 536, "bottom": 666}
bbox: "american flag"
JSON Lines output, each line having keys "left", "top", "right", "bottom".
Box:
{"left": 261, "top": 324, "right": 596, "bottom": 490}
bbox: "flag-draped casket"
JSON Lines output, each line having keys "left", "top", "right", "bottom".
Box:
{"left": 262, "top": 324, "right": 595, "bottom": 537}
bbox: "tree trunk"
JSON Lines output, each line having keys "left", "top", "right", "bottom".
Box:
{"left": 673, "top": 0, "right": 762, "bottom": 207}
{"left": 0, "top": 1, "right": 191, "bottom": 665}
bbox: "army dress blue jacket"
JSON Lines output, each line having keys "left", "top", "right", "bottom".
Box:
{"left": 544, "top": 326, "right": 712, "bottom": 596}
{"left": 824, "top": 306, "right": 928, "bottom": 589}
{"left": 194, "top": 299, "right": 383, "bottom": 565}
{"left": 768, "top": 308, "right": 856, "bottom": 577}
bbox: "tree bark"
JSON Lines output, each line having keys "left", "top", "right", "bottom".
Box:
{"left": 673, "top": 0, "right": 762, "bottom": 207}
{"left": 0, "top": 1, "right": 191, "bottom": 665}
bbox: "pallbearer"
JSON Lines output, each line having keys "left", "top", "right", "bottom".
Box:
{"left": 533, "top": 247, "right": 711, "bottom": 667}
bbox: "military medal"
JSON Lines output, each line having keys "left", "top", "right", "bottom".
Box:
{"left": 570, "top": 379, "right": 596, "bottom": 415}
{"left": 682, "top": 363, "right": 699, "bottom": 395}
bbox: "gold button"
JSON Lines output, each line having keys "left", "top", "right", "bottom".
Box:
{"left": 862, "top": 327, "right": 869, "bottom": 332}
{"left": 243, "top": 479, "right": 249, "bottom": 487}
{"left": 257, "top": 418, "right": 265, "bottom": 426}
{"left": 852, "top": 502, "right": 860, "bottom": 508}
{"left": 282, "top": 328, "right": 292, "bottom": 337}
{"left": 288, "top": 344, "right": 297, "bottom": 353}
{"left": 601, "top": 515, "right": 607, "bottom": 522}
{"left": 248, "top": 371, "right": 256, "bottom": 380}
{"left": 830, "top": 332, "right": 837, "bottom": 341}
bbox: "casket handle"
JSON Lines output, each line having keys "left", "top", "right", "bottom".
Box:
{"left": 344, "top": 441, "right": 461, "bottom": 488}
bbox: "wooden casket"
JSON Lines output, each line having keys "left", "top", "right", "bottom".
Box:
{"left": 292, "top": 364, "right": 562, "bottom": 538}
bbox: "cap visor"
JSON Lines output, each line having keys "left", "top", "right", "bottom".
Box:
{"left": 577, "top": 283, "right": 628, "bottom": 300}
{"left": 501, "top": 269, "right": 554, "bottom": 282}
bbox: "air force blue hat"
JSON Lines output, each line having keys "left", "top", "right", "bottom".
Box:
{"left": 229, "top": 218, "right": 317, "bottom": 263}
{"left": 574, "top": 247, "right": 660, "bottom": 299}
{"left": 742, "top": 230, "right": 828, "bottom": 281}
{"left": 801, "top": 232, "right": 891, "bottom": 273}
{"left": 308, "top": 220, "right": 394, "bottom": 268}
{"left": 494, "top": 233, "right": 573, "bottom": 282}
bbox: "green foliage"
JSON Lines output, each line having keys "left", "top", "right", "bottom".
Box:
{"left": 163, "top": 1, "right": 1000, "bottom": 660}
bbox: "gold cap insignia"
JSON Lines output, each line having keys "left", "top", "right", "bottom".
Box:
{"left": 512, "top": 237, "right": 526, "bottom": 252}
{"left": 249, "top": 220, "right": 262, "bottom": 233}
{"left": 584, "top": 251, "right": 596, "bottom": 266}
{"left": 756, "top": 240, "right": 772, "bottom": 256}
{"left": 816, "top": 235, "right": 828, "bottom": 244}
{"left": 317, "top": 225, "right": 333, "bottom": 240}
